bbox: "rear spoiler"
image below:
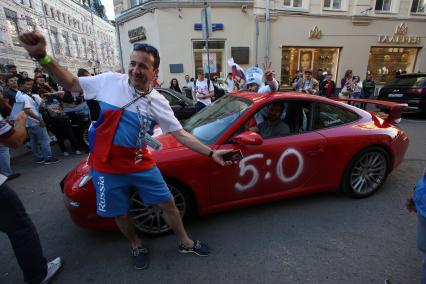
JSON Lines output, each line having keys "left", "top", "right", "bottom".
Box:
{"left": 333, "top": 98, "right": 408, "bottom": 124}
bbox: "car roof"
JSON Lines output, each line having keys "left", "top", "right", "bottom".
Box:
{"left": 232, "top": 91, "right": 335, "bottom": 104}
{"left": 156, "top": 87, "right": 193, "bottom": 103}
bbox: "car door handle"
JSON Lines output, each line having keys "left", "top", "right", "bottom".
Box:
{"left": 307, "top": 147, "right": 324, "bottom": 156}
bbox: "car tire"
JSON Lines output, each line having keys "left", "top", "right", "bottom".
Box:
{"left": 342, "top": 147, "right": 389, "bottom": 198}
{"left": 129, "top": 182, "right": 194, "bottom": 235}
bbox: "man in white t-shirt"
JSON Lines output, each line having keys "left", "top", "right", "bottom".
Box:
{"left": 192, "top": 68, "right": 214, "bottom": 112}
{"left": 15, "top": 78, "right": 58, "bottom": 165}
{"left": 225, "top": 73, "right": 234, "bottom": 93}
{"left": 19, "top": 31, "right": 232, "bottom": 270}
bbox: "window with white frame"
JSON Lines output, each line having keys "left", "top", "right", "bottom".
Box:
{"left": 324, "top": 0, "right": 342, "bottom": 9}
{"left": 4, "top": 8, "right": 20, "bottom": 46}
{"left": 411, "top": 0, "right": 426, "bottom": 13}
{"left": 283, "top": 0, "right": 303, "bottom": 8}
{"left": 375, "top": 0, "right": 392, "bottom": 12}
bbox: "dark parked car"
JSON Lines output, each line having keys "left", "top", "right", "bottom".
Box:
{"left": 156, "top": 88, "right": 195, "bottom": 120}
{"left": 377, "top": 73, "right": 426, "bottom": 114}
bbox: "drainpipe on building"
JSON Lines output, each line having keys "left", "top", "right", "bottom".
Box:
{"left": 114, "top": 21, "right": 124, "bottom": 72}
{"left": 265, "top": 0, "right": 270, "bottom": 66}
{"left": 255, "top": 15, "right": 259, "bottom": 67}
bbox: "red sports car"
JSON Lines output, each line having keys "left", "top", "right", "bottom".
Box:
{"left": 60, "top": 92, "right": 409, "bottom": 235}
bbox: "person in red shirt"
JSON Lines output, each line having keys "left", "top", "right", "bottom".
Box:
{"left": 319, "top": 73, "right": 336, "bottom": 98}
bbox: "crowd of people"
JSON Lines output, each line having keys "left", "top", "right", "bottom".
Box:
{"left": 0, "top": 64, "right": 89, "bottom": 180}
{"left": 2, "top": 29, "right": 425, "bottom": 284}
{"left": 290, "top": 67, "right": 378, "bottom": 107}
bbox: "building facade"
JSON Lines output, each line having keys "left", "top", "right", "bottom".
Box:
{"left": 0, "top": 0, "right": 119, "bottom": 76}
{"left": 114, "top": 0, "right": 426, "bottom": 88}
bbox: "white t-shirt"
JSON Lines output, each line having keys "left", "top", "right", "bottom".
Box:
{"left": 15, "top": 91, "right": 42, "bottom": 127}
{"left": 192, "top": 79, "right": 214, "bottom": 106}
{"left": 79, "top": 72, "right": 182, "bottom": 147}
{"left": 226, "top": 78, "right": 234, "bottom": 93}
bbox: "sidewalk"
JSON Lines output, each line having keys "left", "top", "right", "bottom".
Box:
{"left": 10, "top": 145, "right": 31, "bottom": 161}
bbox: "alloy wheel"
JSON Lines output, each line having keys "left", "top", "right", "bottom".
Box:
{"left": 349, "top": 151, "right": 387, "bottom": 195}
{"left": 130, "top": 184, "right": 186, "bottom": 235}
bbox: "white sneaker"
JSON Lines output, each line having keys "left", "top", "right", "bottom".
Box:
{"left": 75, "top": 150, "right": 82, "bottom": 155}
{"left": 40, "top": 257, "right": 62, "bottom": 284}
{"left": 63, "top": 152, "right": 69, "bottom": 156}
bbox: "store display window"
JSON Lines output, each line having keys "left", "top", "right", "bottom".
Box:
{"left": 367, "top": 47, "right": 420, "bottom": 84}
{"left": 281, "top": 47, "right": 340, "bottom": 87}
{"left": 193, "top": 40, "right": 225, "bottom": 78}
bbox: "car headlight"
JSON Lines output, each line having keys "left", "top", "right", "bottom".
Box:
{"left": 78, "top": 172, "right": 92, "bottom": 188}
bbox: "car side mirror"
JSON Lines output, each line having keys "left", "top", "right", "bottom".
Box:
{"left": 232, "top": 131, "right": 263, "bottom": 146}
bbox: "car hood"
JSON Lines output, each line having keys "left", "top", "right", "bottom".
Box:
{"left": 152, "top": 133, "right": 184, "bottom": 152}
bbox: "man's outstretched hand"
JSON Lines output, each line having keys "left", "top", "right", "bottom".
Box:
{"left": 212, "top": 150, "right": 234, "bottom": 166}
{"left": 19, "top": 31, "right": 47, "bottom": 59}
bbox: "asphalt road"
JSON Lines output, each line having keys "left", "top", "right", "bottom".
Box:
{"left": 1, "top": 114, "right": 425, "bottom": 284}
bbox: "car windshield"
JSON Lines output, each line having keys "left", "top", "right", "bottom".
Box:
{"left": 183, "top": 96, "right": 253, "bottom": 144}
{"left": 387, "top": 76, "right": 426, "bottom": 88}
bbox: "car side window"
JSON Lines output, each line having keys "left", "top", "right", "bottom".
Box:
{"left": 313, "top": 103, "right": 359, "bottom": 130}
{"left": 230, "top": 100, "right": 312, "bottom": 141}
{"left": 159, "top": 90, "right": 181, "bottom": 106}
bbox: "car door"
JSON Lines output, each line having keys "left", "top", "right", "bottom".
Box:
{"left": 209, "top": 100, "right": 327, "bottom": 205}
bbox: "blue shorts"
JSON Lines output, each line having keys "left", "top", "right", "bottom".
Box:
{"left": 92, "top": 166, "right": 173, "bottom": 217}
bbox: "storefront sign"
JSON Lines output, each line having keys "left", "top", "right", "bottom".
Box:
{"left": 194, "top": 23, "right": 224, "bottom": 31}
{"left": 378, "top": 23, "right": 421, "bottom": 45}
{"left": 309, "top": 26, "right": 322, "bottom": 39}
{"left": 128, "top": 26, "right": 146, "bottom": 43}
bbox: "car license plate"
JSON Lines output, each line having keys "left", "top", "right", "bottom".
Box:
{"left": 388, "top": 93, "right": 403, "bottom": 98}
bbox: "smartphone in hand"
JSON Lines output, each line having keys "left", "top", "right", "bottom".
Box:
{"left": 222, "top": 150, "right": 244, "bottom": 163}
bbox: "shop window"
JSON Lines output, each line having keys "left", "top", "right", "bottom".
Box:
{"left": 367, "top": 47, "right": 420, "bottom": 84}
{"left": 283, "top": 0, "right": 303, "bottom": 8}
{"left": 26, "top": 16, "right": 36, "bottom": 32}
{"left": 72, "top": 35, "right": 80, "bottom": 58}
{"left": 280, "top": 47, "right": 340, "bottom": 88}
{"left": 411, "top": 0, "right": 426, "bottom": 13}
{"left": 50, "top": 27, "right": 61, "bottom": 55}
{"left": 81, "top": 38, "right": 87, "bottom": 59}
{"left": 62, "top": 32, "right": 71, "bottom": 56}
{"left": 88, "top": 41, "right": 95, "bottom": 60}
{"left": 375, "top": 0, "right": 392, "bottom": 12}
{"left": 193, "top": 40, "right": 225, "bottom": 78}
{"left": 4, "top": 8, "right": 20, "bottom": 46}
{"left": 323, "top": 0, "right": 342, "bottom": 9}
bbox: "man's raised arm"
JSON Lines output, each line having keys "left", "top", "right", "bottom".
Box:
{"left": 19, "top": 31, "right": 82, "bottom": 93}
